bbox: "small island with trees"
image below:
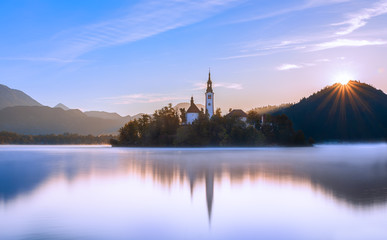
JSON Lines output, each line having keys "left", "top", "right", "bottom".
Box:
{"left": 111, "top": 104, "right": 310, "bottom": 147}
{"left": 112, "top": 71, "right": 310, "bottom": 147}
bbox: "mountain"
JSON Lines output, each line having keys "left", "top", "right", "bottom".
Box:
{"left": 0, "top": 84, "right": 144, "bottom": 135}
{"left": 131, "top": 113, "right": 145, "bottom": 120}
{"left": 54, "top": 103, "right": 70, "bottom": 111}
{"left": 174, "top": 102, "right": 205, "bottom": 113}
{"left": 84, "top": 111, "right": 128, "bottom": 120}
{"left": 275, "top": 81, "right": 387, "bottom": 141}
{"left": 84, "top": 111, "right": 144, "bottom": 122}
{"left": 250, "top": 103, "right": 293, "bottom": 115}
{"left": 0, "top": 84, "right": 42, "bottom": 109}
{"left": 0, "top": 106, "right": 129, "bottom": 135}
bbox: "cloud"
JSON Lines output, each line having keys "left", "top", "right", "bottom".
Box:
{"left": 315, "top": 58, "right": 330, "bottom": 62}
{"left": 314, "top": 38, "right": 387, "bottom": 50}
{"left": 333, "top": 1, "right": 387, "bottom": 35}
{"left": 102, "top": 93, "right": 186, "bottom": 105}
{"left": 0, "top": 57, "right": 85, "bottom": 63}
{"left": 51, "top": 0, "right": 241, "bottom": 60}
{"left": 276, "top": 58, "right": 332, "bottom": 71}
{"left": 216, "top": 82, "right": 243, "bottom": 90}
{"left": 218, "top": 40, "right": 308, "bottom": 60}
{"left": 194, "top": 82, "right": 243, "bottom": 90}
{"left": 230, "top": 0, "right": 350, "bottom": 24}
{"left": 217, "top": 52, "right": 270, "bottom": 60}
{"left": 277, "top": 64, "right": 303, "bottom": 71}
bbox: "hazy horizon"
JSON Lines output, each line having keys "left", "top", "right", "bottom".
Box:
{"left": 1, "top": 0, "right": 387, "bottom": 115}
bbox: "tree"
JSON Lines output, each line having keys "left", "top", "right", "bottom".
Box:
{"left": 119, "top": 121, "right": 140, "bottom": 145}
{"left": 115, "top": 104, "right": 307, "bottom": 147}
{"left": 179, "top": 108, "right": 186, "bottom": 123}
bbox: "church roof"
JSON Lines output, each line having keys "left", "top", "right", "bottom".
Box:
{"left": 187, "top": 104, "right": 200, "bottom": 113}
{"left": 227, "top": 109, "right": 248, "bottom": 118}
{"left": 187, "top": 97, "right": 201, "bottom": 113}
{"left": 206, "top": 70, "right": 213, "bottom": 93}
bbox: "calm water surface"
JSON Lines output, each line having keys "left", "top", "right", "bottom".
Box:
{"left": 0, "top": 144, "right": 387, "bottom": 240}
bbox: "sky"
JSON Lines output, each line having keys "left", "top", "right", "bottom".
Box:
{"left": 1, "top": 0, "right": 387, "bottom": 116}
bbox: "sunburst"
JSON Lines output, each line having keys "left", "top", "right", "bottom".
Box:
{"left": 334, "top": 73, "right": 351, "bottom": 85}
{"left": 317, "top": 81, "right": 372, "bottom": 122}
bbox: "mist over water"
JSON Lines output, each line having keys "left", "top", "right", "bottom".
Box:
{"left": 0, "top": 144, "right": 387, "bottom": 240}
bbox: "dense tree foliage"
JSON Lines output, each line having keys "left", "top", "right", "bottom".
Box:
{"left": 114, "top": 105, "right": 308, "bottom": 147}
{"left": 0, "top": 131, "right": 113, "bottom": 144}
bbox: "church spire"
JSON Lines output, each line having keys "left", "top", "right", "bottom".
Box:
{"left": 190, "top": 96, "right": 194, "bottom": 105}
{"left": 206, "top": 69, "right": 213, "bottom": 93}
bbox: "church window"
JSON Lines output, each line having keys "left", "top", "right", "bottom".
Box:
{"left": 208, "top": 95, "right": 211, "bottom": 99}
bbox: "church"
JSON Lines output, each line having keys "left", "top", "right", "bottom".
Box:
{"left": 186, "top": 71, "right": 214, "bottom": 124}
{"left": 185, "top": 70, "right": 248, "bottom": 124}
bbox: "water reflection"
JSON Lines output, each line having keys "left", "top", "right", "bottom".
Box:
{"left": 1, "top": 145, "right": 387, "bottom": 214}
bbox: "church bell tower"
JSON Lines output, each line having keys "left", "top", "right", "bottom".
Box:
{"left": 205, "top": 70, "right": 214, "bottom": 118}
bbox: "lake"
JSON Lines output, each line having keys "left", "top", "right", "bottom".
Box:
{"left": 0, "top": 144, "right": 387, "bottom": 240}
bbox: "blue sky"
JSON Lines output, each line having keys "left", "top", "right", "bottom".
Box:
{"left": 1, "top": 0, "right": 387, "bottom": 116}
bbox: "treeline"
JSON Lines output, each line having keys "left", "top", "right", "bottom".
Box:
{"left": 250, "top": 103, "right": 293, "bottom": 115}
{"left": 112, "top": 104, "right": 311, "bottom": 147}
{"left": 0, "top": 131, "right": 113, "bottom": 144}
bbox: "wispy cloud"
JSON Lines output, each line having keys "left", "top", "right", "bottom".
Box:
{"left": 218, "top": 1, "right": 387, "bottom": 61}
{"left": 229, "top": 0, "right": 350, "bottom": 24}
{"left": 216, "top": 82, "right": 243, "bottom": 90}
{"left": 194, "top": 82, "right": 243, "bottom": 90}
{"left": 314, "top": 38, "right": 387, "bottom": 50}
{"left": 218, "top": 40, "right": 308, "bottom": 60}
{"left": 51, "top": 0, "right": 241, "bottom": 60}
{"left": 276, "top": 58, "right": 332, "bottom": 71}
{"left": 102, "top": 93, "right": 186, "bottom": 105}
{"left": 276, "top": 64, "right": 303, "bottom": 71}
{"left": 217, "top": 52, "right": 270, "bottom": 60}
{"left": 333, "top": 0, "right": 387, "bottom": 35}
{"left": 316, "top": 58, "right": 330, "bottom": 62}
{"left": 0, "top": 57, "right": 86, "bottom": 63}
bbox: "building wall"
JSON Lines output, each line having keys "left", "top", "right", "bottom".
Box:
{"left": 186, "top": 112, "right": 199, "bottom": 124}
{"left": 205, "top": 92, "right": 214, "bottom": 118}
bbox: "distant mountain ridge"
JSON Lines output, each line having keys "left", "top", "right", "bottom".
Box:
{"left": 0, "top": 84, "right": 142, "bottom": 135}
{"left": 54, "top": 103, "right": 70, "bottom": 110}
{"left": 84, "top": 111, "right": 131, "bottom": 121}
{"left": 0, "top": 106, "right": 129, "bottom": 135}
{"left": 0, "top": 84, "right": 42, "bottom": 109}
{"left": 275, "top": 81, "right": 387, "bottom": 141}
{"left": 250, "top": 103, "right": 293, "bottom": 115}
{"left": 174, "top": 102, "right": 205, "bottom": 113}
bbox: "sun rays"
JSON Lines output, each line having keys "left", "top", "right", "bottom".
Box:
{"left": 316, "top": 81, "right": 373, "bottom": 122}
{"left": 334, "top": 73, "right": 352, "bottom": 85}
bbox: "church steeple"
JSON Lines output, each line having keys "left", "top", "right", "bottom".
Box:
{"left": 206, "top": 70, "right": 213, "bottom": 93}
{"left": 205, "top": 69, "right": 214, "bottom": 118}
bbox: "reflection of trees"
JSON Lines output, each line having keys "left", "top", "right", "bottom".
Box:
{"left": 1, "top": 147, "right": 387, "bottom": 215}
{"left": 0, "top": 148, "right": 123, "bottom": 202}
{"left": 119, "top": 149, "right": 387, "bottom": 210}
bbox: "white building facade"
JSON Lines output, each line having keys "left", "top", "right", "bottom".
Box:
{"left": 205, "top": 71, "right": 214, "bottom": 118}
{"left": 186, "top": 97, "right": 200, "bottom": 124}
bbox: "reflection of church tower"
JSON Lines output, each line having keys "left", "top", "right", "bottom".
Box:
{"left": 205, "top": 70, "right": 214, "bottom": 118}
{"left": 187, "top": 168, "right": 197, "bottom": 198}
{"left": 205, "top": 170, "right": 214, "bottom": 221}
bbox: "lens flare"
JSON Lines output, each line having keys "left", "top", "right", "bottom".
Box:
{"left": 335, "top": 73, "right": 351, "bottom": 85}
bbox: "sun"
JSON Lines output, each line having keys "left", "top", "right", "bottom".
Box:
{"left": 334, "top": 73, "right": 352, "bottom": 85}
